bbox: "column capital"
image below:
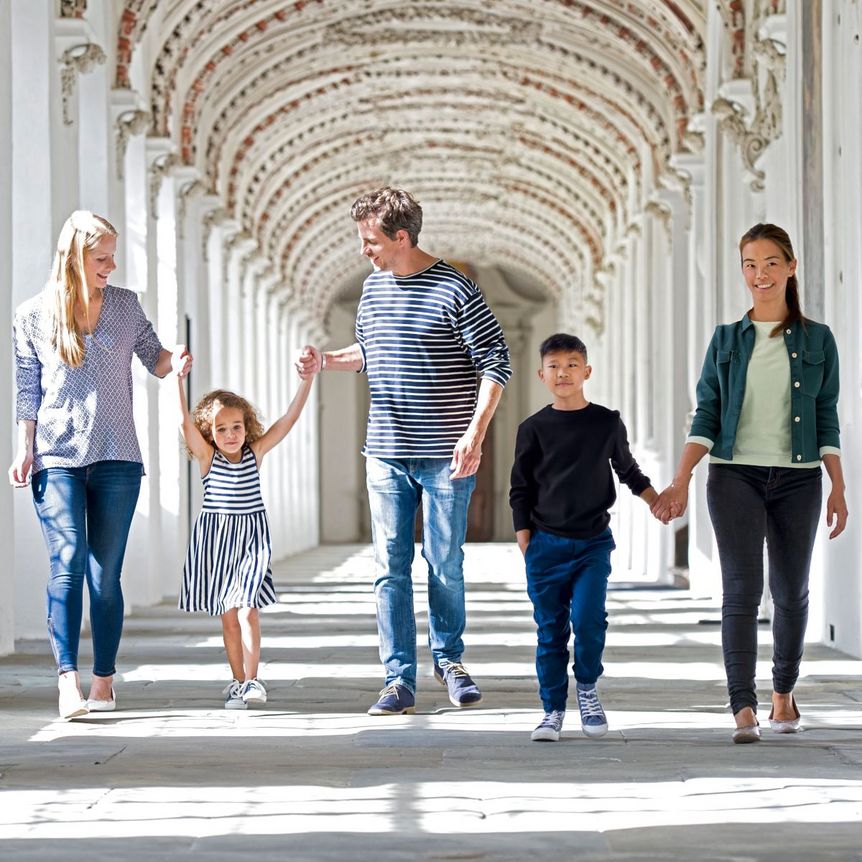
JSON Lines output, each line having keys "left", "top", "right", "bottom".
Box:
{"left": 55, "top": 19, "right": 105, "bottom": 126}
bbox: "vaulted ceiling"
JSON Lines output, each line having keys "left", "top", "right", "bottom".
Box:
{"left": 114, "top": 1, "right": 707, "bottom": 324}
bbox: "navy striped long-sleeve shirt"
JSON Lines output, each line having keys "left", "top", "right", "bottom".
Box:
{"left": 355, "top": 260, "right": 512, "bottom": 458}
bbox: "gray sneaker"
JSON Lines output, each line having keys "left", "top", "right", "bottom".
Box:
{"left": 576, "top": 683, "right": 608, "bottom": 738}
{"left": 223, "top": 680, "right": 247, "bottom": 710}
{"left": 531, "top": 710, "right": 565, "bottom": 742}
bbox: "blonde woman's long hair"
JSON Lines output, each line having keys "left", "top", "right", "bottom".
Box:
{"left": 48, "top": 210, "right": 118, "bottom": 367}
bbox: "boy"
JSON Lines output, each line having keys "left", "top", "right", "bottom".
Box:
{"left": 509, "top": 333, "right": 659, "bottom": 741}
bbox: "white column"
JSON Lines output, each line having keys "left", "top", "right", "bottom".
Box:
{"left": 0, "top": 0, "right": 14, "bottom": 654}
{"left": 818, "top": 0, "right": 862, "bottom": 657}
{"left": 10, "top": 0, "right": 62, "bottom": 640}
{"left": 223, "top": 231, "right": 254, "bottom": 393}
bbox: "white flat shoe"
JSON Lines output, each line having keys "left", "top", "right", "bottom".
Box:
{"left": 87, "top": 687, "right": 117, "bottom": 712}
{"left": 58, "top": 676, "right": 89, "bottom": 720}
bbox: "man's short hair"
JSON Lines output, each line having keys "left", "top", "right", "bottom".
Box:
{"left": 539, "top": 333, "right": 588, "bottom": 362}
{"left": 350, "top": 187, "right": 423, "bottom": 246}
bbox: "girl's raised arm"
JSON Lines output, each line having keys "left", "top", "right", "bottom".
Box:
{"left": 251, "top": 377, "right": 314, "bottom": 463}
{"left": 176, "top": 375, "right": 214, "bottom": 465}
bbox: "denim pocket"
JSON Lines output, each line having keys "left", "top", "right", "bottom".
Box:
{"left": 801, "top": 350, "right": 825, "bottom": 396}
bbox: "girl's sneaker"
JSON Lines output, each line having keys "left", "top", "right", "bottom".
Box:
{"left": 531, "top": 710, "right": 565, "bottom": 742}
{"left": 576, "top": 683, "right": 608, "bottom": 738}
{"left": 241, "top": 678, "right": 267, "bottom": 705}
{"left": 223, "top": 680, "right": 247, "bottom": 710}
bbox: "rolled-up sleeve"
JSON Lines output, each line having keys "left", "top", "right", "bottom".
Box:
{"left": 13, "top": 315, "right": 42, "bottom": 421}
{"left": 131, "top": 294, "right": 163, "bottom": 374}
{"left": 454, "top": 290, "right": 512, "bottom": 387}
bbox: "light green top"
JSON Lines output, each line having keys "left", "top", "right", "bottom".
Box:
{"left": 711, "top": 320, "right": 819, "bottom": 468}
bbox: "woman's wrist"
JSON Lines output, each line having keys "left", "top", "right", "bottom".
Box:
{"left": 671, "top": 473, "right": 692, "bottom": 488}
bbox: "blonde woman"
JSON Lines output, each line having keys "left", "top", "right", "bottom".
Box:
{"left": 9, "top": 211, "right": 191, "bottom": 720}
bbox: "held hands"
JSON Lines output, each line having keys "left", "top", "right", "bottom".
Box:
{"left": 171, "top": 345, "right": 193, "bottom": 377}
{"left": 650, "top": 482, "right": 687, "bottom": 524}
{"left": 295, "top": 345, "right": 321, "bottom": 380}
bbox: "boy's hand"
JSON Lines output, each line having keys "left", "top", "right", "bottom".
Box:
{"left": 640, "top": 486, "right": 659, "bottom": 507}
{"left": 516, "top": 529, "right": 531, "bottom": 557}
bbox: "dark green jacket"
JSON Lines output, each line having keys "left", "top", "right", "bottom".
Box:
{"left": 689, "top": 314, "right": 840, "bottom": 463}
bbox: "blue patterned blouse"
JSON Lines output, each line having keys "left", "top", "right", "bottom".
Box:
{"left": 13, "top": 285, "right": 164, "bottom": 473}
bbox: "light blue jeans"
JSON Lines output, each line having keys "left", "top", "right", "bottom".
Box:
{"left": 365, "top": 457, "right": 476, "bottom": 693}
{"left": 31, "top": 460, "right": 143, "bottom": 676}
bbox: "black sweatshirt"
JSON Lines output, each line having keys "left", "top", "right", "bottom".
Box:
{"left": 509, "top": 403, "right": 652, "bottom": 539}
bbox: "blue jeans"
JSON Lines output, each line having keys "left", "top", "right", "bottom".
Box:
{"left": 707, "top": 464, "right": 822, "bottom": 715}
{"left": 525, "top": 528, "right": 616, "bottom": 712}
{"left": 31, "top": 460, "right": 143, "bottom": 677}
{"left": 365, "top": 457, "right": 476, "bottom": 693}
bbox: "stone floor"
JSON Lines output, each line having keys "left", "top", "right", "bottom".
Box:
{"left": 1, "top": 543, "right": 861, "bottom": 861}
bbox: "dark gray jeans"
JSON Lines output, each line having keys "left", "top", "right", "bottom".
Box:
{"left": 707, "top": 464, "right": 822, "bottom": 715}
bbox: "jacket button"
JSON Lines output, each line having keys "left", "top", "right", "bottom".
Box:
{"left": 794, "top": 416, "right": 801, "bottom": 422}
{"left": 786, "top": 328, "right": 792, "bottom": 334}
{"left": 796, "top": 454, "right": 802, "bottom": 461}
{"left": 791, "top": 352, "right": 798, "bottom": 358}
{"left": 794, "top": 381, "right": 800, "bottom": 388}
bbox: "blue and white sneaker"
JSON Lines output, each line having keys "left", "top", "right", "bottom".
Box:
{"left": 576, "top": 683, "right": 608, "bottom": 738}
{"left": 433, "top": 660, "right": 483, "bottom": 707}
{"left": 367, "top": 683, "right": 416, "bottom": 716}
{"left": 241, "top": 678, "right": 267, "bottom": 705}
{"left": 223, "top": 680, "right": 247, "bottom": 710}
{"left": 531, "top": 710, "right": 565, "bottom": 742}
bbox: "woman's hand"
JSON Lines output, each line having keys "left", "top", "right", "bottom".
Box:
{"left": 171, "top": 345, "right": 192, "bottom": 377}
{"left": 826, "top": 487, "right": 848, "bottom": 539}
{"left": 651, "top": 482, "right": 688, "bottom": 523}
{"left": 8, "top": 420, "right": 35, "bottom": 487}
{"left": 8, "top": 449, "right": 33, "bottom": 488}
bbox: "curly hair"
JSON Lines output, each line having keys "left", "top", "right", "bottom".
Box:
{"left": 190, "top": 389, "right": 265, "bottom": 454}
{"left": 350, "top": 187, "right": 423, "bottom": 246}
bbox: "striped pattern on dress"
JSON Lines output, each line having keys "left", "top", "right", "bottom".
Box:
{"left": 179, "top": 446, "right": 277, "bottom": 615}
{"left": 355, "top": 259, "right": 511, "bottom": 459}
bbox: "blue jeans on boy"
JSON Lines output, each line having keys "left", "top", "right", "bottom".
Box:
{"left": 525, "top": 527, "right": 616, "bottom": 712}
{"left": 31, "top": 460, "right": 143, "bottom": 677}
{"left": 365, "top": 457, "right": 476, "bottom": 693}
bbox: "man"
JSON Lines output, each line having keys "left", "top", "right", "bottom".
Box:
{"left": 298, "top": 187, "right": 511, "bottom": 715}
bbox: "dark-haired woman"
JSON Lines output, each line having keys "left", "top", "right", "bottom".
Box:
{"left": 652, "top": 223, "right": 848, "bottom": 743}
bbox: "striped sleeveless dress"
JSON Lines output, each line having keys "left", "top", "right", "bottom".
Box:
{"left": 179, "top": 445, "right": 277, "bottom": 615}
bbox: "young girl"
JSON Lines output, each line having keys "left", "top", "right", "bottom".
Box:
{"left": 177, "top": 372, "right": 314, "bottom": 709}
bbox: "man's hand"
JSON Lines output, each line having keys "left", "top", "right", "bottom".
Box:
{"left": 296, "top": 345, "right": 321, "bottom": 379}
{"left": 450, "top": 431, "right": 482, "bottom": 479}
